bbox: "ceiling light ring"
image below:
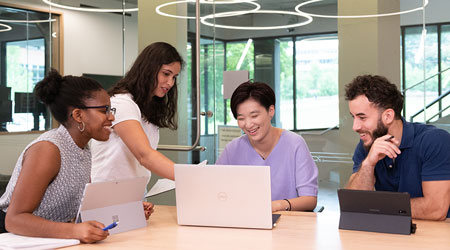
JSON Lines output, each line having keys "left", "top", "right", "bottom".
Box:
{"left": 156, "top": 0, "right": 261, "bottom": 20}
{"left": 42, "top": 0, "right": 138, "bottom": 13}
{"left": 0, "top": 23, "right": 12, "bottom": 32}
{"left": 295, "top": 0, "right": 429, "bottom": 19}
{"left": 201, "top": 10, "right": 313, "bottom": 30}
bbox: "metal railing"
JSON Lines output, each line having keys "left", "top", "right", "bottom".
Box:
{"left": 426, "top": 105, "right": 450, "bottom": 123}
{"left": 405, "top": 65, "right": 450, "bottom": 124}
{"left": 300, "top": 124, "right": 339, "bottom": 136}
{"left": 402, "top": 66, "right": 450, "bottom": 93}
{"left": 410, "top": 88, "right": 450, "bottom": 123}
{"left": 311, "top": 152, "right": 353, "bottom": 164}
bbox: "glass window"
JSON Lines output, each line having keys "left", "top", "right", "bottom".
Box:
{"left": 279, "top": 38, "right": 294, "bottom": 130}
{"left": 403, "top": 26, "right": 438, "bottom": 122}
{"left": 5, "top": 39, "right": 45, "bottom": 132}
{"left": 224, "top": 40, "right": 254, "bottom": 126}
{"left": 186, "top": 42, "right": 193, "bottom": 139}
{"left": 199, "top": 39, "right": 225, "bottom": 135}
{"left": 441, "top": 25, "right": 450, "bottom": 118}
{"left": 199, "top": 41, "right": 211, "bottom": 135}
{"left": 295, "top": 35, "right": 339, "bottom": 130}
{"left": 213, "top": 42, "right": 225, "bottom": 129}
{"left": 0, "top": 5, "right": 61, "bottom": 132}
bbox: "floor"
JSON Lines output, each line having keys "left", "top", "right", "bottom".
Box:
{"left": 317, "top": 179, "right": 340, "bottom": 213}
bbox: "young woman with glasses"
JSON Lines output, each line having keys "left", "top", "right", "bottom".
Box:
{"left": 90, "top": 42, "right": 182, "bottom": 188}
{"left": 0, "top": 69, "right": 113, "bottom": 242}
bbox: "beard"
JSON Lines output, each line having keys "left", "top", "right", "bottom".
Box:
{"left": 362, "top": 118, "right": 388, "bottom": 151}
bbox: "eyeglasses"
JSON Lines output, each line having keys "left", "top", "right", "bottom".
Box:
{"left": 80, "top": 105, "right": 116, "bottom": 116}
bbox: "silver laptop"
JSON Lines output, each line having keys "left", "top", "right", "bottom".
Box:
{"left": 175, "top": 164, "right": 279, "bottom": 229}
{"left": 76, "top": 176, "right": 148, "bottom": 234}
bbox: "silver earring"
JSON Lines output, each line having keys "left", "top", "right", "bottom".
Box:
{"left": 78, "top": 121, "right": 85, "bottom": 132}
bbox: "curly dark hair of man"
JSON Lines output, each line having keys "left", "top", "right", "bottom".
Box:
{"left": 109, "top": 42, "right": 184, "bottom": 129}
{"left": 230, "top": 81, "right": 275, "bottom": 119}
{"left": 345, "top": 75, "right": 404, "bottom": 119}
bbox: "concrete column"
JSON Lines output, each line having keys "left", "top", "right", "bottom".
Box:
{"left": 337, "top": 0, "right": 400, "bottom": 185}
{"left": 138, "top": 1, "right": 188, "bottom": 204}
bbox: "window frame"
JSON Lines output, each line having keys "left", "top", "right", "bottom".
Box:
{"left": 401, "top": 21, "right": 450, "bottom": 121}
{"left": 0, "top": 2, "right": 63, "bottom": 135}
{"left": 189, "top": 31, "right": 340, "bottom": 136}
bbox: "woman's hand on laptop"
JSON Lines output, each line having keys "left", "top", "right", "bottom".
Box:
{"left": 143, "top": 202, "right": 154, "bottom": 220}
{"left": 73, "top": 221, "right": 109, "bottom": 243}
{"left": 272, "top": 200, "right": 290, "bottom": 212}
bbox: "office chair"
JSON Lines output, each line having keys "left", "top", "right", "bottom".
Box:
{"left": 0, "top": 174, "right": 11, "bottom": 197}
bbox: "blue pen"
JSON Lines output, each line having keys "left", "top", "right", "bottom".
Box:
{"left": 102, "top": 221, "right": 119, "bottom": 231}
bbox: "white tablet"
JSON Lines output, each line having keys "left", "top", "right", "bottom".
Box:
{"left": 76, "top": 176, "right": 148, "bottom": 234}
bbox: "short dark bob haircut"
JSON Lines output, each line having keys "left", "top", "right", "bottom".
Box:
{"left": 345, "top": 74, "right": 404, "bottom": 119}
{"left": 230, "top": 81, "right": 275, "bottom": 119}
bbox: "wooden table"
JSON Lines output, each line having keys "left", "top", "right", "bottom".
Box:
{"left": 65, "top": 206, "right": 450, "bottom": 250}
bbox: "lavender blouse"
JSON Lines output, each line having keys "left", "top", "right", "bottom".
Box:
{"left": 216, "top": 130, "right": 318, "bottom": 201}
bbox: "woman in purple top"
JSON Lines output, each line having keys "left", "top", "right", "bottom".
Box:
{"left": 216, "top": 81, "right": 318, "bottom": 212}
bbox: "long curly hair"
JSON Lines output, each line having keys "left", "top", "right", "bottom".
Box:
{"left": 109, "top": 42, "right": 184, "bottom": 129}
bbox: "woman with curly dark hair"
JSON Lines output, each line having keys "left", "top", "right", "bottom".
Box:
{"left": 91, "top": 42, "right": 183, "bottom": 185}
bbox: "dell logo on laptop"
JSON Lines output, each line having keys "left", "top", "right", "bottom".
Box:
{"left": 217, "top": 192, "right": 228, "bottom": 201}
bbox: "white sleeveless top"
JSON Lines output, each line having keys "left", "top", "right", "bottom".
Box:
{"left": 0, "top": 125, "right": 91, "bottom": 222}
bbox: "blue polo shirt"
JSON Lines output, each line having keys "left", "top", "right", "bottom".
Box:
{"left": 352, "top": 118, "right": 450, "bottom": 218}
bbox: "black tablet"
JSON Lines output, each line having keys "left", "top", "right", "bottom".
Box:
{"left": 338, "top": 189, "right": 414, "bottom": 235}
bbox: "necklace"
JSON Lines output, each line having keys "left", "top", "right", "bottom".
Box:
{"left": 254, "top": 128, "right": 283, "bottom": 160}
{"left": 256, "top": 148, "right": 269, "bottom": 160}
{"left": 258, "top": 152, "right": 266, "bottom": 160}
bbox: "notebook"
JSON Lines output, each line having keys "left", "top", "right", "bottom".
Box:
{"left": 338, "top": 189, "right": 413, "bottom": 235}
{"left": 175, "top": 164, "right": 280, "bottom": 229}
{"left": 76, "top": 176, "right": 148, "bottom": 234}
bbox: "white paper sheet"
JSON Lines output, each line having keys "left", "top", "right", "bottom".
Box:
{"left": 0, "top": 233, "right": 80, "bottom": 250}
{"left": 144, "top": 160, "right": 208, "bottom": 198}
{"left": 145, "top": 179, "right": 175, "bottom": 197}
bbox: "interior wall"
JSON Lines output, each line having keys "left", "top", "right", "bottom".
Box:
{"left": 61, "top": 6, "right": 138, "bottom": 76}
{"left": 0, "top": 0, "right": 138, "bottom": 76}
{"left": 0, "top": 0, "right": 138, "bottom": 174}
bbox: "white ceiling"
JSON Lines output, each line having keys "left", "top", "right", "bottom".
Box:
{"left": 119, "top": 0, "right": 337, "bottom": 11}
{"left": 50, "top": 0, "right": 338, "bottom": 12}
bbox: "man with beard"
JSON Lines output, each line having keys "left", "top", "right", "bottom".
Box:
{"left": 344, "top": 75, "right": 450, "bottom": 221}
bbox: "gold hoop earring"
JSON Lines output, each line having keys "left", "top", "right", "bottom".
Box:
{"left": 78, "top": 121, "right": 85, "bottom": 132}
